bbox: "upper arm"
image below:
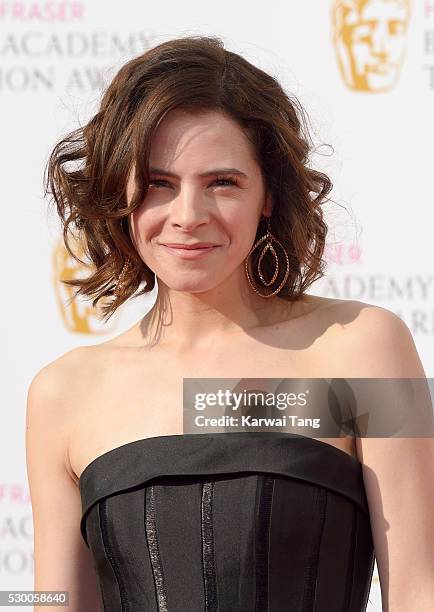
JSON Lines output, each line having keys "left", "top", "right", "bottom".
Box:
{"left": 342, "top": 304, "right": 434, "bottom": 611}
{"left": 26, "top": 353, "right": 103, "bottom": 612}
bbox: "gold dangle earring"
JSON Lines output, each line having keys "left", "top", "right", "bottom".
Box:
{"left": 113, "top": 258, "right": 132, "bottom": 298}
{"left": 244, "top": 216, "right": 290, "bottom": 298}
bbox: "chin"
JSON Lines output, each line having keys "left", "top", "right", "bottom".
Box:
{"left": 158, "top": 276, "right": 219, "bottom": 293}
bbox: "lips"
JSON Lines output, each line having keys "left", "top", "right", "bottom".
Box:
{"left": 161, "top": 243, "right": 220, "bottom": 260}
{"left": 162, "top": 243, "right": 219, "bottom": 249}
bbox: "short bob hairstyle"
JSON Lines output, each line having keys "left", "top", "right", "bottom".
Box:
{"left": 44, "top": 35, "right": 332, "bottom": 323}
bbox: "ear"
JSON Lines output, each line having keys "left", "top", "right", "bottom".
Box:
{"left": 262, "top": 192, "right": 273, "bottom": 218}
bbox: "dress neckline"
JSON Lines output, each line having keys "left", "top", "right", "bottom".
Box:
{"left": 78, "top": 431, "right": 359, "bottom": 485}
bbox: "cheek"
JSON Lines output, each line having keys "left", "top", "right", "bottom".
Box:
{"left": 231, "top": 206, "right": 261, "bottom": 232}
{"left": 224, "top": 212, "right": 261, "bottom": 254}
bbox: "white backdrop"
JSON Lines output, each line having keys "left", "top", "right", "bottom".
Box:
{"left": 2, "top": 1, "right": 433, "bottom": 609}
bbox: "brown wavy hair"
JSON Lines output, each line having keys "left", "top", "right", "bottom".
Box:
{"left": 44, "top": 35, "right": 333, "bottom": 323}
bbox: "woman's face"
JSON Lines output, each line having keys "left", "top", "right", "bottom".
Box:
{"left": 127, "top": 108, "right": 272, "bottom": 294}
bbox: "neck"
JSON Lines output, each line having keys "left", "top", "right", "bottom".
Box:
{"left": 137, "top": 269, "right": 299, "bottom": 351}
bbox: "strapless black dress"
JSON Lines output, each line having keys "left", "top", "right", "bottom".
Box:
{"left": 79, "top": 432, "right": 376, "bottom": 612}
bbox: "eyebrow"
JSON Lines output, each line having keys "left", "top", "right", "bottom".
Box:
{"left": 148, "top": 167, "right": 248, "bottom": 179}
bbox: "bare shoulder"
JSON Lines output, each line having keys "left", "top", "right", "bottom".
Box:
{"left": 28, "top": 345, "right": 106, "bottom": 402}
{"left": 322, "top": 297, "right": 405, "bottom": 329}
{"left": 27, "top": 342, "right": 123, "bottom": 417}
{"left": 26, "top": 345, "right": 113, "bottom": 475}
{"left": 308, "top": 295, "right": 407, "bottom": 332}
{"left": 315, "top": 298, "right": 426, "bottom": 378}
{"left": 27, "top": 347, "right": 85, "bottom": 415}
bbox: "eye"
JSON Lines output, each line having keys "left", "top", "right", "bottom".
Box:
{"left": 214, "top": 177, "right": 239, "bottom": 187}
{"left": 148, "top": 179, "right": 169, "bottom": 188}
{"left": 148, "top": 177, "right": 239, "bottom": 188}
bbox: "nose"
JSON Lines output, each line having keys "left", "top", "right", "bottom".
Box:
{"left": 168, "top": 185, "right": 211, "bottom": 230}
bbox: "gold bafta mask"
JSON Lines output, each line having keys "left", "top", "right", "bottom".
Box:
{"left": 332, "top": 0, "right": 412, "bottom": 92}
{"left": 52, "top": 237, "right": 118, "bottom": 335}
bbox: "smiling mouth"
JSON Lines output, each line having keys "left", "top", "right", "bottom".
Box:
{"left": 161, "top": 244, "right": 220, "bottom": 259}
{"left": 162, "top": 243, "right": 220, "bottom": 249}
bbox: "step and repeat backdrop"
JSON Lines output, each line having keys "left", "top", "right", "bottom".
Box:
{"left": 2, "top": 1, "right": 433, "bottom": 609}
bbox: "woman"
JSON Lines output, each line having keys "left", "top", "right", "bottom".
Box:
{"left": 26, "top": 35, "right": 433, "bottom": 611}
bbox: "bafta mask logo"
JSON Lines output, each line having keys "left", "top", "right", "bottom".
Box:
{"left": 52, "top": 237, "right": 117, "bottom": 335}
{"left": 332, "top": 0, "right": 412, "bottom": 92}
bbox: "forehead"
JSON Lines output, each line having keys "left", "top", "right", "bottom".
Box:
{"left": 151, "top": 109, "right": 244, "bottom": 144}
{"left": 148, "top": 109, "right": 257, "bottom": 165}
